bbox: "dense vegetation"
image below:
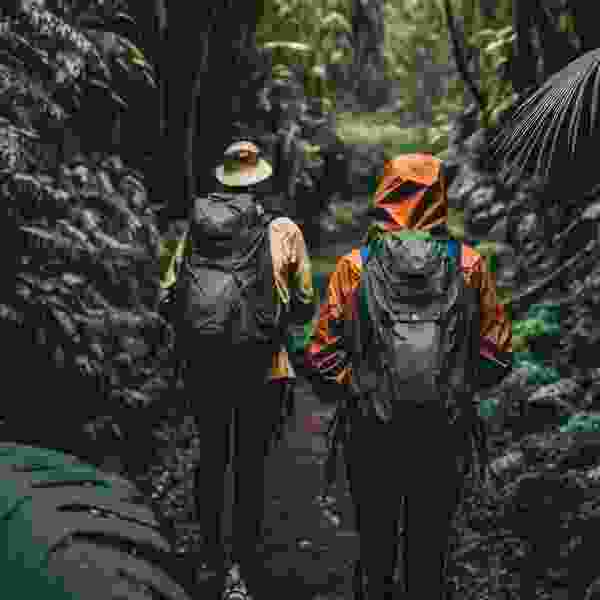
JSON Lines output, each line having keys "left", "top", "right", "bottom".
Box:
{"left": 2, "top": 0, "right": 600, "bottom": 597}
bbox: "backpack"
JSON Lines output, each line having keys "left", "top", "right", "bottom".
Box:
{"left": 173, "top": 192, "right": 282, "bottom": 362}
{"left": 348, "top": 230, "right": 481, "bottom": 427}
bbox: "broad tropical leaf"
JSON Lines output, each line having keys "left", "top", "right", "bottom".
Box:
{"left": 493, "top": 47, "right": 600, "bottom": 181}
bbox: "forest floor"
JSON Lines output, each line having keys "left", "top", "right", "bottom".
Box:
{"left": 152, "top": 207, "right": 567, "bottom": 599}
{"left": 258, "top": 377, "right": 354, "bottom": 600}
{"left": 182, "top": 374, "right": 570, "bottom": 600}
{"left": 184, "top": 377, "right": 356, "bottom": 600}
{"left": 173, "top": 213, "right": 511, "bottom": 600}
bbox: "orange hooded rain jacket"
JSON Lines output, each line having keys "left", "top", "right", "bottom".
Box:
{"left": 305, "top": 153, "right": 512, "bottom": 390}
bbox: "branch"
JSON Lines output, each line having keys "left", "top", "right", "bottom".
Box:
{"left": 534, "top": 0, "right": 577, "bottom": 80}
{"left": 443, "top": 0, "right": 486, "bottom": 112}
{"left": 511, "top": 0, "right": 539, "bottom": 94}
{"left": 566, "top": 0, "right": 598, "bottom": 54}
{"left": 510, "top": 238, "right": 599, "bottom": 315}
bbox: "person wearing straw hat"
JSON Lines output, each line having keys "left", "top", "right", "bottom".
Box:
{"left": 214, "top": 140, "right": 274, "bottom": 187}
{"left": 165, "top": 140, "right": 317, "bottom": 600}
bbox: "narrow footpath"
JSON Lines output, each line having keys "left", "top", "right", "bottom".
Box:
{"left": 258, "top": 376, "right": 357, "bottom": 600}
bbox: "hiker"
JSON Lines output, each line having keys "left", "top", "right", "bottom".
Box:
{"left": 165, "top": 141, "right": 316, "bottom": 600}
{"left": 305, "top": 153, "right": 512, "bottom": 599}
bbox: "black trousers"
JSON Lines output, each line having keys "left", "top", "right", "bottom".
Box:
{"left": 185, "top": 350, "right": 286, "bottom": 586}
{"left": 344, "top": 403, "right": 466, "bottom": 600}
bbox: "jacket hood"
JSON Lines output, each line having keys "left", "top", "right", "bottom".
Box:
{"left": 372, "top": 153, "right": 447, "bottom": 232}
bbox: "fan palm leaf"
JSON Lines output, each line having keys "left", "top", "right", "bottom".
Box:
{"left": 493, "top": 47, "right": 600, "bottom": 181}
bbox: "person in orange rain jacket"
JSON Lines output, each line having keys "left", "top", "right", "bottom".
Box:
{"left": 305, "top": 153, "right": 512, "bottom": 599}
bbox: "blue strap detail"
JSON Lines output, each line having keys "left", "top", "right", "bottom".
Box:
{"left": 360, "top": 245, "right": 370, "bottom": 264}
{"left": 361, "top": 239, "right": 458, "bottom": 263}
{"left": 447, "top": 238, "right": 459, "bottom": 260}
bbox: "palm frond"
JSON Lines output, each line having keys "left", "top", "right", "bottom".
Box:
{"left": 492, "top": 47, "right": 600, "bottom": 180}
{"left": 590, "top": 66, "right": 600, "bottom": 137}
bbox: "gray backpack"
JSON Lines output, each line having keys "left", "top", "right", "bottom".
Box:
{"left": 349, "top": 231, "right": 481, "bottom": 425}
{"left": 173, "top": 193, "right": 282, "bottom": 356}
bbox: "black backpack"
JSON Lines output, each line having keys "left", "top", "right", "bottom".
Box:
{"left": 173, "top": 193, "right": 282, "bottom": 359}
{"left": 348, "top": 231, "right": 481, "bottom": 427}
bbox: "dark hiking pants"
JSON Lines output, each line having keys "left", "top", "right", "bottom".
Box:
{"left": 344, "top": 402, "right": 466, "bottom": 600}
{"left": 185, "top": 351, "right": 288, "bottom": 596}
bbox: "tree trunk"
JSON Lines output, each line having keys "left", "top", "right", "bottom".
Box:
{"left": 444, "top": 0, "right": 485, "bottom": 112}
{"left": 567, "top": 0, "right": 599, "bottom": 54}
{"left": 511, "top": 0, "right": 539, "bottom": 94}
{"left": 123, "top": 0, "right": 166, "bottom": 137}
{"left": 414, "top": 47, "right": 435, "bottom": 124}
{"left": 533, "top": 0, "right": 577, "bottom": 81}
{"left": 351, "top": 0, "right": 387, "bottom": 109}
{"left": 124, "top": 0, "right": 166, "bottom": 208}
{"left": 156, "top": 2, "right": 264, "bottom": 220}
{"left": 163, "top": 0, "right": 263, "bottom": 216}
{"left": 479, "top": 0, "right": 498, "bottom": 21}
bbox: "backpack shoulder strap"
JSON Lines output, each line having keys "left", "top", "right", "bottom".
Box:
{"left": 447, "top": 237, "right": 460, "bottom": 262}
{"left": 447, "top": 238, "right": 463, "bottom": 277}
{"left": 260, "top": 207, "right": 278, "bottom": 227}
{"left": 360, "top": 245, "right": 370, "bottom": 265}
{"left": 258, "top": 208, "right": 278, "bottom": 250}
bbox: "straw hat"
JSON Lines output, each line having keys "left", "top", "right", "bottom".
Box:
{"left": 214, "top": 141, "right": 273, "bottom": 187}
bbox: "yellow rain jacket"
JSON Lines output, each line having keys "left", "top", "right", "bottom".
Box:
{"left": 305, "top": 153, "right": 512, "bottom": 388}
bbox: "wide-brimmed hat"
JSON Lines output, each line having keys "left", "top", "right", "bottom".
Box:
{"left": 214, "top": 141, "right": 273, "bottom": 187}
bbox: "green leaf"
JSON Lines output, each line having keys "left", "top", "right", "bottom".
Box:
{"left": 497, "top": 25, "right": 515, "bottom": 37}
{"left": 110, "top": 91, "right": 127, "bottom": 108}
{"left": 262, "top": 41, "right": 312, "bottom": 53}
{"left": 115, "top": 56, "right": 130, "bottom": 73}
{"left": 121, "top": 38, "right": 153, "bottom": 71}
{"left": 87, "top": 77, "right": 110, "bottom": 90}
{"left": 114, "top": 12, "right": 137, "bottom": 26}
{"left": 142, "top": 69, "right": 156, "bottom": 88}
{"left": 485, "top": 38, "right": 511, "bottom": 53}
{"left": 560, "top": 412, "right": 600, "bottom": 433}
{"left": 321, "top": 11, "right": 352, "bottom": 33}
{"left": 20, "top": 226, "right": 56, "bottom": 241}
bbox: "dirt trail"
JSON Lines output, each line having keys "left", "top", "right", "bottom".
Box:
{"left": 259, "top": 376, "right": 357, "bottom": 599}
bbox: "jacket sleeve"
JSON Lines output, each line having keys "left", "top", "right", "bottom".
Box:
{"left": 286, "top": 224, "right": 318, "bottom": 328}
{"left": 305, "top": 253, "right": 361, "bottom": 391}
{"left": 270, "top": 218, "right": 318, "bottom": 357}
{"left": 479, "top": 259, "right": 512, "bottom": 354}
{"left": 464, "top": 249, "right": 512, "bottom": 387}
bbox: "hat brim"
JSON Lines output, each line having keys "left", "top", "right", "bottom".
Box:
{"left": 214, "top": 159, "right": 273, "bottom": 187}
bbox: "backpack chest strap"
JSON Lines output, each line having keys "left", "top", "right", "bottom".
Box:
{"left": 360, "top": 238, "right": 461, "bottom": 266}
{"left": 386, "top": 308, "right": 443, "bottom": 322}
